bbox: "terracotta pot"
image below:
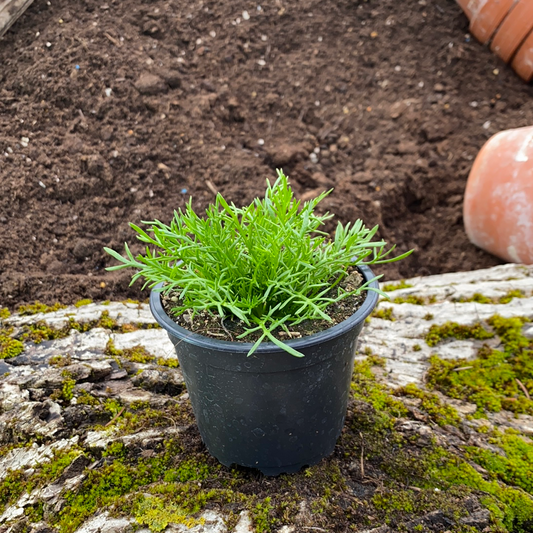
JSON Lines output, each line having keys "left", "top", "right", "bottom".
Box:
{"left": 470, "top": 0, "right": 518, "bottom": 44}
{"left": 511, "top": 29, "right": 533, "bottom": 82}
{"left": 464, "top": 126, "right": 533, "bottom": 264}
{"left": 456, "top": 0, "right": 478, "bottom": 19}
{"left": 490, "top": 0, "right": 533, "bottom": 63}
{"left": 455, "top": 0, "right": 533, "bottom": 81}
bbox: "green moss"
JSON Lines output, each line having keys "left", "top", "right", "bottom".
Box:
{"left": 22, "top": 312, "right": 151, "bottom": 345}
{"left": 393, "top": 295, "right": 436, "bottom": 305}
{"left": 397, "top": 383, "right": 461, "bottom": 426}
{"left": 105, "top": 340, "right": 155, "bottom": 364}
{"left": 24, "top": 502, "right": 44, "bottom": 523}
{"left": 252, "top": 497, "right": 276, "bottom": 533}
{"left": 123, "top": 346, "right": 155, "bottom": 364}
{"left": 123, "top": 298, "right": 142, "bottom": 306}
{"left": 456, "top": 290, "right": 526, "bottom": 305}
{"left": 352, "top": 359, "right": 407, "bottom": 423}
{"left": 0, "top": 448, "right": 83, "bottom": 517}
{"left": 413, "top": 344, "right": 422, "bottom": 352}
{"left": 423, "top": 313, "right": 434, "bottom": 321}
{"left": 61, "top": 378, "right": 76, "bottom": 402}
{"left": 36, "top": 449, "right": 83, "bottom": 484}
{"left": 97, "top": 311, "right": 120, "bottom": 330}
{"left": 94, "top": 399, "right": 192, "bottom": 435}
{"left": 104, "top": 339, "right": 122, "bottom": 357}
{"left": 51, "top": 377, "right": 76, "bottom": 403}
{"left": 457, "top": 293, "right": 493, "bottom": 304}
{"left": 465, "top": 430, "right": 533, "bottom": 494}
{"left": 135, "top": 497, "right": 205, "bottom": 531}
{"left": 427, "top": 315, "right": 533, "bottom": 415}
{"left": 18, "top": 301, "right": 66, "bottom": 315}
{"left": 104, "top": 398, "right": 123, "bottom": 417}
{"left": 2, "top": 337, "right": 532, "bottom": 533}
{"left": 163, "top": 458, "right": 217, "bottom": 484}
{"left": 424, "top": 450, "right": 533, "bottom": 532}
{"left": 425, "top": 321, "right": 494, "bottom": 347}
{"left": 49, "top": 354, "right": 72, "bottom": 367}
{"left": 382, "top": 280, "right": 413, "bottom": 292}
{"left": 103, "top": 442, "right": 128, "bottom": 460}
{"left": 74, "top": 299, "right": 93, "bottom": 308}
{"left": 0, "top": 470, "right": 28, "bottom": 511}
{"left": 499, "top": 290, "right": 526, "bottom": 305}
{"left": 0, "top": 308, "right": 10, "bottom": 320}
{"left": 0, "top": 330, "right": 23, "bottom": 359}
{"left": 156, "top": 357, "right": 179, "bottom": 368}
{"left": 56, "top": 439, "right": 188, "bottom": 533}
{"left": 372, "top": 488, "right": 415, "bottom": 514}
{"left": 361, "top": 347, "right": 386, "bottom": 368}
{"left": 76, "top": 390, "right": 100, "bottom": 406}
{"left": 371, "top": 307, "right": 395, "bottom": 321}
{"left": 130, "top": 400, "right": 150, "bottom": 410}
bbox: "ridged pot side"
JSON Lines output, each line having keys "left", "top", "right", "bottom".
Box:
{"left": 150, "top": 265, "right": 379, "bottom": 476}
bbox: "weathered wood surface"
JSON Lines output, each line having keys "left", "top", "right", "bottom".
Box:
{"left": 0, "top": 0, "right": 34, "bottom": 39}
{"left": 1, "top": 263, "right": 532, "bottom": 532}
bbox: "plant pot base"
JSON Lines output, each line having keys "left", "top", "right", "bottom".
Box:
{"left": 215, "top": 453, "right": 332, "bottom": 477}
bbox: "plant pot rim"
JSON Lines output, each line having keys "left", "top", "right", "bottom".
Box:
{"left": 149, "top": 264, "right": 379, "bottom": 354}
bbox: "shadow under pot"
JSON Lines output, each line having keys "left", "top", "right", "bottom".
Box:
{"left": 149, "top": 264, "right": 379, "bottom": 476}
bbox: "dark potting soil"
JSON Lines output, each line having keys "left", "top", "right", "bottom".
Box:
{"left": 160, "top": 268, "right": 366, "bottom": 343}
{"left": 1, "top": 0, "right": 532, "bottom": 309}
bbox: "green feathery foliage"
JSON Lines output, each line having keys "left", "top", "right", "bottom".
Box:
{"left": 105, "top": 170, "right": 411, "bottom": 356}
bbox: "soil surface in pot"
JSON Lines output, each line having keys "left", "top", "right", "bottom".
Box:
{"left": 161, "top": 269, "right": 366, "bottom": 343}
{"left": 1, "top": 0, "right": 532, "bottom": 309}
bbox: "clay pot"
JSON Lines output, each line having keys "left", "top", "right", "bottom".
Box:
{"left": 470, "top": 0, "right": 517, "bottom": 44}
{"left": 455, "top": 0, "right": 533, "bottom": 81}
{"left": 463, "top": 126, "right": 533, "bottom": 264}
{"left": 456, "top": 0, "right": 476, "bottom": 19}
{"left": 490, "top": 0, "right": 533, "bottom": 63}
{"left": 511, "top": 29, "right": 533, "bottom": 82}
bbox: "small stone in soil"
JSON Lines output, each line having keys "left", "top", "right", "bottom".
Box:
{"left": 134, "top": 73, "right": 167, "bottom": 95}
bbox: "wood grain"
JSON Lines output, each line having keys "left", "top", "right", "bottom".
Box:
{"left": 0, "top": 0, "right": 34, "bottom": 39}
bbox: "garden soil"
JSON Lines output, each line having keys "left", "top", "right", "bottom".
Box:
{"left": 1, "top": 0, "right": 532, "bottom": 309}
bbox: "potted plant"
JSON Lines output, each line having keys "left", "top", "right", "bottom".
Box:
{"left": 104, "top": 170, "right": 411, "bottom": 475}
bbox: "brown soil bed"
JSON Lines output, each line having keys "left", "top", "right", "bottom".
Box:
{"left": 1, "top": 0, "right": 532, "bottom": 309}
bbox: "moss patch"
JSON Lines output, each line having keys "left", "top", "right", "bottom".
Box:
{"left": 425, "top": 321, "right": 494, "bottom": 347}
{"left": 21, "top": 311, "right": 156, "bottom": 345}
{"left": 17, "top": 301, "right": 67, "bottom": 315}
{"left": 456, "top": 290, "right": 527, "bottom": 305}
{"left": 105, "top": 340, "right": 155, "bottom": 364}
{"left": 427, "top": 315, "right": 533, "bottom": 415}
{"left": 371, "top": 307, "right": 395, "bottom": 321}
{"left": 156, "top": 357, "right": 179, "bottom": 368}
{"left": 423, "top": 449, "right": 533, "bottom": 533}
{"left": 134, "top": 497, "right": 205, "bottom": 531}
{"left": 74, "top": 299, "right": 93, "bottom": 308}
{"left": 0, "top": 329, "right": 24, "bottom": 359}
{"left": 465, "top": 430, "right": 533, "bottom": 494}
{"left": 397, "top": 383, "right": 461, "bottom": 426}
{"left": 352, "top": 359, "right": 407, "bottom": 422}
{"left": 393, "top": 295, "right": 436, "bottom": 305}
{"left": 382, "top": 280, "right": 414, "bottom": 292}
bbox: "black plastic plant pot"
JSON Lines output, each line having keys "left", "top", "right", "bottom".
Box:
{"left": 149, "top": 265, "right": 379, "bottom": 476}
